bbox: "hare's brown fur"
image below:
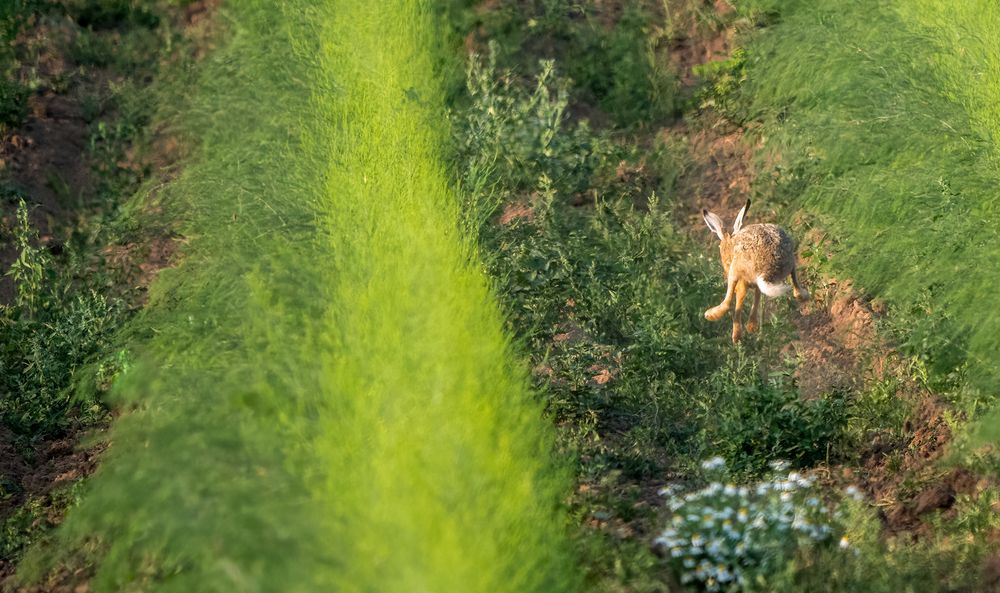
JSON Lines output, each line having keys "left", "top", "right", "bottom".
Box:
{"left": 702, "top": 200, "right": 809, "bottom": 343}
{"left": 725, "top": 224, "right": 795, "bottom": 284}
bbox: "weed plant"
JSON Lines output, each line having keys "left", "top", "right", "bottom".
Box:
{"left": 466, "top": 0, "right": 679, "bottom": 127}
{"left": 1, "top": 201, "right": 124, "bottom": 438}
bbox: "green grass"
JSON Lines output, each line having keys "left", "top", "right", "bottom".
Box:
{"left": 462, "top": 0, "right": 680, "bottom": 127}
{"left": 732, "top": 0, "right": 1000, "bottom": 401}
{"left": 18, "top": 2, "right": 577, "bottom": 592}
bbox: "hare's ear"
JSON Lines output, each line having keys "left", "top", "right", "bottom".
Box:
{"left": 733, "top": 199, "right": 751, "bottom": 233}
{"left": 703, "top": 209, "right": 725, "bottom": 241}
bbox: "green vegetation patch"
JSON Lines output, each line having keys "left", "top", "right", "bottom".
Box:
{"left": 463, "top": 0, "right": 681, "bottom": 127}
{"left": 20, "top": 2, "right": 577, "bottom": 592}
{"left": 732, "top": 0, "right": 1000, "bottom": 398}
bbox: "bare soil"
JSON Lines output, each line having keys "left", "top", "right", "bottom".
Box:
{"left": 0, "top": 425, "right": 106, "bottom": 585}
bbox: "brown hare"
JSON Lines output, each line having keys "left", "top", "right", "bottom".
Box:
{"left": 702, "top": 199, "right": 809, "bottom": 343}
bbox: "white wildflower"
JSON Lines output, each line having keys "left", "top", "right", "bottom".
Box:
{"left": 718, "top": 567, "right": 733, "bottom": 583}
{"left": 701, "top": 456, "right": 726, "bottom": 471}
{"left": 768, "top": 460, "right": 790, "bottom": 471}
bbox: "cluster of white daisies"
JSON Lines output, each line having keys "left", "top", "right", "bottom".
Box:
{"left": 654, "top": 458, "right": 861, "bottom": 592}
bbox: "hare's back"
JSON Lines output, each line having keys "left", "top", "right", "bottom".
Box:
{"left": 733, "top": 224, "right": 794, "bottom": 280}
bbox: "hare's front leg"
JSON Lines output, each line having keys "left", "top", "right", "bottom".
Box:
{"left": 791, "top": 268, "right": 810, "bottom": 302}
{"left": 705, "top": 273, "right": 736, "bottom": 321}
{"left": 745, "top": 287, "right": 761, "bottom": 334}
{"left": 731, "top": 281, "right": 748, "bottom": 343}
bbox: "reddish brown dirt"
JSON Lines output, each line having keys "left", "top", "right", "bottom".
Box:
{"left": 498, "top": 202, "right": 534, "bottom": 225}
{"left": 983, "top": 554, "right": 1000, "bottom": 593}
{"left": 673, "top": 123, "right": 756, "bottom": 222}
{"left": 0, "top": 425, "right": 107, "bottom": 587}
{"left": 859, "top": 397, "right": 985, "bottom": 535}
{"left": 665, "top": 0, "right": 736, "bottom": 87}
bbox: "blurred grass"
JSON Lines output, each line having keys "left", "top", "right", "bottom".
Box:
{"left": 18, "top": 1, "right": 577, "bottom": 592}
{"left": 734, "top": 0, "right": 1000, "bottom": 401}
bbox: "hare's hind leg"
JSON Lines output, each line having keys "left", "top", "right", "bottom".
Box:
{"left": 746, "top": 287, "right": 762, "bottom": 334}
{"left": 791, "top": 267, "right": 810, "bottom": 302}
{"left": 705, "top": 275, "right": 735, "bottom": 321}
{"left": 706, "top": 263, "right": 738, "bottom": 321}
{"left": 731, "top": 281, "right": 748, "bottom": 343}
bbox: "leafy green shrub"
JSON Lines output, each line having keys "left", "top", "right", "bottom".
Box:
{"left": 6, "top": 200, "right": 49, "bottom": 316}
{"left": 656, "top": 458, "right": 850, "bottom": 592}
{"left": 692, "top": 48, "right": 748, "bottom": 119}
{"left": 0, "top": 78, "right": 28, "bottom": 132}
{"left": 1, "top": 202, "right": 124, "bottom": 436}
{"left": 1, "top": 292, "right": 124, "bottom": 436}
{"left": 708, "top": 359, "right": 849, "bottom": 478}
{"left": 453, "top": 45, "right": 604, "bottom": 230}
{"left": 563, "top": 2, "right": 679, "bottom": 126}
{"left": 69, "top": 0, "right": 160, "bottom": 30}
{"left": 69, "top": 25, "right": 162, "bottom": 73}
{"left": 0, "top": 0, "right": 36, "bottom": 46}
{"left": 470, "top": 0, "right": 679, "bottom": 128}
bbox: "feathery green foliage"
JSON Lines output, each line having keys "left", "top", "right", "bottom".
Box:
{"left": 734, "top": 0, "right": 1000, "bottom": 398}
{"left": 22, "top": 2, "right": 576, "bottom": 591}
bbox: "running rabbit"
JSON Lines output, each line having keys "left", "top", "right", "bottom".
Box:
{"left": 702, "top": 199, "right": 809, "bottom": 342}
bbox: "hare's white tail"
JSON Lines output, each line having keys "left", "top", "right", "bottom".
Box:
{"left": 756, "top": 276, "right": 792, "bottom": 297}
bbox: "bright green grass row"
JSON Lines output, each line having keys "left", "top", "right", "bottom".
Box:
{"left": 734, "top": 0, "right": 1000, "bottom": 399}
{"left": 16, "top": 1, "right": 576, "bottom": 591}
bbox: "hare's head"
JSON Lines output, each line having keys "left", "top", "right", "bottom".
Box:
{"left": 702, "top": 199, "right": 751, "bottom": 273}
